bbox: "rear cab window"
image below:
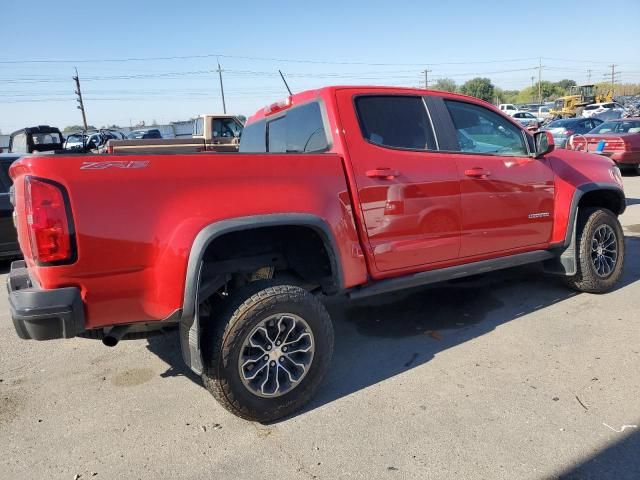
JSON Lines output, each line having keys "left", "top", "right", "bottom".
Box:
{"left": 239, "top": 101, "right": 329, "bottom": 153}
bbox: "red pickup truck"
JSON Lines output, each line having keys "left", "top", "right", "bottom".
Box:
{"left": 8, "top": 86, "right": 626, "bottom": 422}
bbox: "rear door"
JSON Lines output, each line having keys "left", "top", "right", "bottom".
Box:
{"left": 433, "top": 98, "right": 555, "bottom": 258}
{"left": 336, "top": 91, "right": 461, "bottom": 273}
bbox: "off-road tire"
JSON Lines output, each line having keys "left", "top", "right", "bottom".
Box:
{"left": 565, "top": 208, "right": 624, "bottom": 293}
{"left": 201, "top": 281, "right": 334, "bottom": 422}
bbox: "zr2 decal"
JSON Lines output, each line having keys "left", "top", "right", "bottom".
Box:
{"left": 80, "top": 160, "right": 150, "bottom": 170}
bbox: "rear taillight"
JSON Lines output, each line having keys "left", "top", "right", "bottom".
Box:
{"left": 24, "top": 176, "right": 75, "bottom": 265}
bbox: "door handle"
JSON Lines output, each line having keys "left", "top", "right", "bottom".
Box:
{"left": 366, "top": 168, "right": 400, "bottom": 179}
{"left": 464, "top": 168, "right": 491, "bottom": 179}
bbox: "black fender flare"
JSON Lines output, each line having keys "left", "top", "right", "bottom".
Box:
{"left": 545, "top": 182, "right": 625, "bottom": 276}
{"left": 178, "top": 213, "right": 343, "bottom": 374}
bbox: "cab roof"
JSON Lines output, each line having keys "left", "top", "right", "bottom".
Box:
{"left": 246, "top": 85, "right": 494, "bottom": 124}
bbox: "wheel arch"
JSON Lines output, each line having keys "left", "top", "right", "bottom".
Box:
{"left": 545, "top": 182, "right": 625, "bottom": 277}
{"left": 178, "top": 213, "right": 343, "bottom": 374}
{"left": 565, "top": 183, "right": 625, "bottom": 247}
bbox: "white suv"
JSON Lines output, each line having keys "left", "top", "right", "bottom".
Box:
{"left": 582, "top": 102, "right": 625, "bottom": 118}
{"left": 498, "top": 104, "right": 520, "bottom": 116}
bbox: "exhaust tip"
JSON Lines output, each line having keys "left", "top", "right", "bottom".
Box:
{"left": 102, "top": 325, "right": 131, "bottom": 347}
{"left": 102, "top": 336, "right": 119, "bottom": 347}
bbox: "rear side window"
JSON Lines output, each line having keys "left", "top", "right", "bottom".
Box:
{"left": 239, "top": 120, "right": 266, "bottom": 153}
{"left": 240, "top": 102, "right": 328, "bottom": 153}
{"left": 355, "top": 95, "right": 437, "bottom": 150}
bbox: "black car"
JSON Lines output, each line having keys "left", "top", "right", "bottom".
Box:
{"left": 127, "top": 129, "right": 162, "bottom": 139}
{"left": 539, "top": 117, "right": 603, "bottom": 148}
{"left": 0, "top": 154, "right": 21, "bottom": 259}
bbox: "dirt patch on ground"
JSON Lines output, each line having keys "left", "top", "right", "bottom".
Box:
{"left": 111, "top": 368, "right": 155, "bottom": 387}
{"left": 0, "top": 391, "right": 24, "bottom": 426}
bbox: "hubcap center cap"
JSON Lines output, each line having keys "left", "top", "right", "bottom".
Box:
{"left": 268, "top": 348, "right": 282, "bottom": 361}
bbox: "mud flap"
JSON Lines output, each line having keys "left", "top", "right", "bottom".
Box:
{"left": 179, "top": 264, "right": 230, "bottom": 375}
{"left": 544, "top": 208, "right": 578, "bottom": 276}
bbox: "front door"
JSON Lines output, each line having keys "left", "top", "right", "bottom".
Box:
{"left": 440, "top": 99, "right": 555, "bottom": 258}
{"left": 336, "top": 91, "right": 462, "bottom": 273}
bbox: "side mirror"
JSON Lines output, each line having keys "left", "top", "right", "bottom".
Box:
{"left": 533, "top": 130, "right": 554, "bottom": 158}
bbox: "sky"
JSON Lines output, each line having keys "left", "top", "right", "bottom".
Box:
{"left": 1, "top": 0, "right": 639, "bottom": 133}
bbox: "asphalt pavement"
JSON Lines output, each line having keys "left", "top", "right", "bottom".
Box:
{"left": 1, "top": 174, "right": 640, "bottom": 480}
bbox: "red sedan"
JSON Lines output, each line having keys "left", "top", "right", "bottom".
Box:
{"left": 569, "top": 118, "right": 640, "bottom": 171}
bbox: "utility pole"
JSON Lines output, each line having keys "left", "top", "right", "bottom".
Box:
{"left": 216, "top": 59, "right": 227, "bottom": 114}
{"left": 609, "top": 64, "right": 617, "bottom": 92}
{"left": 537, "top": 57, "right": 542, "bottom": 104}
{"left": 72, "top": 68, "right": 88, "bottom": 130}
{"left": 531, "top": 76, "right": 535, "bottom": 101}
{"left": 423, "top": 68, "right": 432, "bottom": 88}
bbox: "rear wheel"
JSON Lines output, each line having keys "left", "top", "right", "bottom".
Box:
{"left": 565, "top": 208, "right": 624, "bottom": 293}
{"left": 201, "top": 281, "right": 334, "bottom": 422}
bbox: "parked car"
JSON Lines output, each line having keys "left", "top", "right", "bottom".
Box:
{"left": 534, "top": 106, "right": 553, "bottom": 122}
{"left": 65, "top": 130, "right": 126, "bottom": 151}
{"left": 127, "top": 129, "right": 163, "bottom": 140}
{"left": 7, "top": 86, "right": 626, "bottom": 423}
{"left": 582, "top": 102, "right": 625, "bottom": 119}
{"left": 0, "top": 154, "right": 22, "bottom": 259}
{"left": 569, "top": 118, "right": 640, "bottom": 172}
{"left": 511, "top": 111, "right": 540, "bottom": 129}
{"left": 498, "top": 103, "right": 520, "bottom": 116}
{"left": 8, "top": 126, "right": 64, "bottom": 154}
{"left": 539, "top": 117, "right": 603, "bottom": 148}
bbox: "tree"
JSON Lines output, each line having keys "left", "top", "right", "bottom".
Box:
{"left": 432, "top": 78, "right": 457, "bottom": 93}
{"left": 495, "top": 87, "right": 519, "bottom": 104}
{"left": 459, "top": 77, "right": 495, "bottom": 102}
{"left": 555, "top": 79, "right": 576, "bottom": 92}
{"left": 63, "top": 125, "right": 95, "bottom": 132}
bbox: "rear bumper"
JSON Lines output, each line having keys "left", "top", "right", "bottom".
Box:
{"left": 7, "top": 260, "right": 84, "bottom": 340}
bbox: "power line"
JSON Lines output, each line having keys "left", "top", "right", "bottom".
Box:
{"left": 0, "top": 53, "right": 542, "bottom": 66}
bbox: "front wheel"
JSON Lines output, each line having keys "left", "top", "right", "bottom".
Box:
{"left": 201, "top": 281, "right": 334, "bottom": 422}
{"left": 565, "top": 208, "right": 624, "bottom": 293}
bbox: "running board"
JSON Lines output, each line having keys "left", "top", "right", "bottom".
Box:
{"left": 348, "top": 250, "right": 556, "bottom": 300}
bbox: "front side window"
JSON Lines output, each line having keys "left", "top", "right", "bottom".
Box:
{"left": 355, "top": 95, "right": 437, "bottom": 150}
{"left": 212, "top": 118, "right": 241, "bottom": 138}
{"left": 444, "top": 100, "right": 527, "bottom": 156}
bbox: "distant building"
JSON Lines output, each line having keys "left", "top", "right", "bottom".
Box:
{"left": 0, "top": 135, "right": 9, "bottom": 152}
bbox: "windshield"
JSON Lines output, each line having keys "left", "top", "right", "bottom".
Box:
{"left": 590, "top": 120, "right": 640, "bottom": 134}
{"left": 65, "top": 134, "right": 85, "bottom": 143}
{"left": 554, "top": 99, "right": 564, "bottom": 109}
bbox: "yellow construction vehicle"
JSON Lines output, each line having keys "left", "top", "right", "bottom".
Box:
{"left": 550, "top": 84, "right": 614, "bottom": 119}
